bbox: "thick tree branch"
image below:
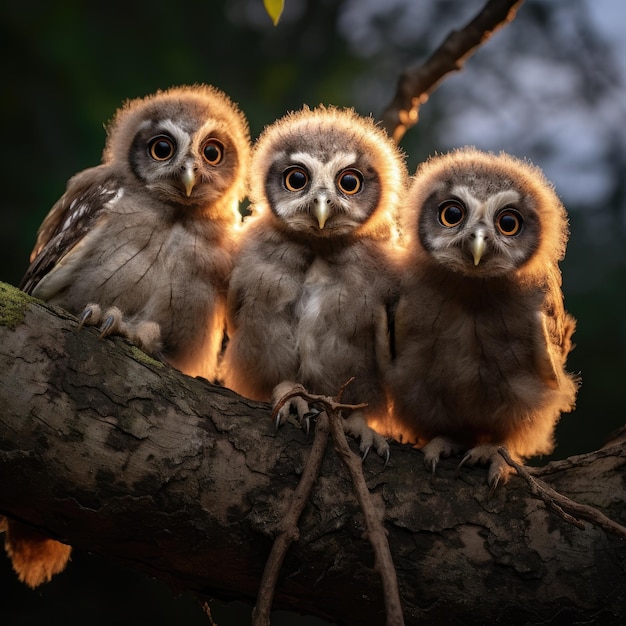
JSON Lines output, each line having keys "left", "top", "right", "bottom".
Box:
{"left": 381, "top": 0, "right": 525, "bottom": 142}
{"left": 2, "top": 281, "right": 626, "bottom": 625}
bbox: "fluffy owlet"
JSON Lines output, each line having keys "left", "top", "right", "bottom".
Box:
{"left": 10, "top": 84, "right": 250, "bottom": 587}
{"left": 21, "top": 84, "right": 250, "bottom": 378}
{"left": 220, "top": 105, "right": 407, "bottom": 457}
{"left": 386, "top": 147, "right": 579, "bottom": 487}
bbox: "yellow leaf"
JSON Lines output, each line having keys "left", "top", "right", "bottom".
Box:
{"left": 263, "top": 0, "right": 284, "bottom": 26}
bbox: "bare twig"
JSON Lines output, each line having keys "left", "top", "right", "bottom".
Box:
{"left": 267, "top": 381, "right": 404, "bottom": 625}
{"left": 326, "top": 408, "right": 405, "bottom": 625}
{"left": 269, "top": 379, "right": 368, "bottom": 423}
{"left": 252, "top": 411, "right": 330, "bottom": 626}
{"left": 254, "top": 379, "right": 367, "bottom": 625}
{"left": 498, "top": 447, "right": 626, "bottom": 540}
{"left": 380, "top": 0, "right": 525, "bottom": 142}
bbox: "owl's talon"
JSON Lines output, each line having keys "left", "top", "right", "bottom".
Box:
{"left": 488, "top": 474, "right": 501, "bottom": 497}
{"left": 423, "top": 454, "right": 438, "bottom": 480}
{"left": 78, "top": 308, "right": 94, "bottom": 329}
{"left": 77, "top": 303, "right": 102, "bottom": 330}
{"left": 99, "top": 316, "right": 114, "bottom": 337}
{"left": 301, "top": 409, "right": 320, "bottom": 437}
{"left": 456, "top": 452, "right": 472, "bottom": 476}
{"left": 361, "top": 446, "right": 371, "bottom": 463}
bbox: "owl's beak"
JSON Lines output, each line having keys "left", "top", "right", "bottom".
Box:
{"left": 313, "top": 194, "right": 331, "bottom": 229}
{"left": 181, "top": 166, "right": 196, "bottom": 197}
{"left": 470, "top": 229, "right": 487, "bottom": 266}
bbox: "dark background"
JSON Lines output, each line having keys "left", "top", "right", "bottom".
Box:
{"left": 1, "top": 0, "right": 625, "bottom": 623}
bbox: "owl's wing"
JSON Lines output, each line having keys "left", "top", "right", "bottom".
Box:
{"left": 533, "top": 269, "right": 576, "bottom": 388}
{"left": 20, "top": 166, "right": 118, "bottom": 295}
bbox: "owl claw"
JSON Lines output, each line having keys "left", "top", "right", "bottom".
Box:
{"left": 421, "top": 436, "right": 463, "bottom": 479}
{"left": 77, "top": 303, "right": 102, "bottom": 330}
{"left": 361, "top": 446, "right": 371, "bottom": 463}
{"left": 456, "top": 452, "right": 472, "bottom": 476}
{"left": 99, "top": 315, "right": 116, "bottom": 337}
{"left": 488, "top": 474, "right": 501, "bottom": 497}
{"left": 301, "top": 410, "right": 320, "bottom": 439}
{"left": 383, "top": 448, "right": 390, "bottom": 469}
{"left": 429, "top": 457, "right": 438, "bottom": 480}
{"left": 77, "top": 308, "right": 94, "bottom": 329}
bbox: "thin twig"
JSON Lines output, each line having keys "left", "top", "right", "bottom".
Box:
{"left": 326, "top": 409, "right": 405, "bottom": 626}
{"left": 252, "top": 411, "right": 330, "bottom": 626}
{"left": 498, "top": 447, "right": 626, "bottom": 540}
{"left": 380, "top": 0, "right": 525, "bottom": 142}
{"left": 266, "top": 381, "right": 404, "bottom": 625}
{"left": 270, "top": 379, "right": 368, "bottom": 424}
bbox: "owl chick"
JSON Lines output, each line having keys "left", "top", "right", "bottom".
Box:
{"left": 20, "top": 83, "right": 250, "bottom": 379}
{"left": 221, "top": 105, "right": 407, "bottom": 457}
{"left": 10, "top": 84, "right": 250, "bottom": 587}
{"left": 386, "top": 147, "right": 579, "bottom": 487}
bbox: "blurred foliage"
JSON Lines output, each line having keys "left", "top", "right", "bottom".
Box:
{"left": 1, "top": 0, "right": 625, "bottom": 624}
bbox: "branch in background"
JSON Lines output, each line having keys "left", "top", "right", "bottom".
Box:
{"left": 380, "top": 0, "right": 525, "bottom": 142}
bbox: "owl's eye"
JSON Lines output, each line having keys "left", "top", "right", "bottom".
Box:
{"left": 202, "top": 139, "right": 224, "bottom": 165}
{"left": 148, "top": 136, "right": 176, "bottom": 161}
{"left": 496, "top": 209, "right": 523, "bottom": 236}
{"left": 337, "top": 169, "right": 363, "bottom": 195}
{"left": 438, "top": 201, "right": 465, "bottom": 228}
{"left": 283, "top": 167, "right": 309, "bottom": 192}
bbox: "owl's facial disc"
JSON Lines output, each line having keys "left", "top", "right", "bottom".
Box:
{"left": 433, "top": 191, "right": 526, "bottom": 275}
{"left": 134, "top": 115, "right": 232, "bottom": 206}
{"left": 279, "top": 157, "right": 365, "bottom": 232}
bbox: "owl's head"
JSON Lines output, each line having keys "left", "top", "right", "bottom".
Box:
{"left": 103, "top": 84, "right": 250, "bottom": 212}
{"left": 406, "top": 147, "right": 569, "bottom": 278}
{"left": 249, "top": 105, "right": 407, "bottom": 240}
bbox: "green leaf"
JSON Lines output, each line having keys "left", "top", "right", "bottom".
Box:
{"left": 263, "top": 0, "right": 284, "bottom": 26}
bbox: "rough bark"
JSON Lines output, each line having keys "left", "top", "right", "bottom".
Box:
{"left": 1, "top": 281, "right": 626, "bottom": 625}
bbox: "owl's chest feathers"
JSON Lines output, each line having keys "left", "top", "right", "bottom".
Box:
{"left": 97, "top": 207, "right": 231, "bottom": 288}
{"left": 64, "top": 206, "right": 231, "bottom": 348}
{"left": 414, "top": 273, "right": 546, "bottom": 393}
{"left": 294, "top": 258, "right": 338, "bottom": 341}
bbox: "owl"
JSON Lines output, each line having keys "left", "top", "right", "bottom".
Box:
{"left": 386, "top": 147, "right": 579, "bottom": 487}
{"left": 20, "top": 83, "right": 250, "bottom": 378}
{"left": 9, "top": 84, "right": 250, "bottom": 587}
{"left": 220, "top": 105, "right": 408, "bottom": 457}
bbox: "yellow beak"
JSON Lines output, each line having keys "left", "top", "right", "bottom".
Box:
{"left": 181, "top": 166, "right": 196, "bottom": 197}
{"left": 470, "top": 229, "right": 487, "bottom": 266}
{"left": 314, "top": 195, "right": 330, "bottom": 229}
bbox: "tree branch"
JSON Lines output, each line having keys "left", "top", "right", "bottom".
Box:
{"left": 499, "top": 447, "right": 626, "bottom": 539}
{"left": 380, "top": 0, "right": 525, "bottom": 142}
{"left": 252, "top": 403, "right": 329, "bottom": 626}
{"left": 2, "top": 280, "right": 626, "bottom": 625}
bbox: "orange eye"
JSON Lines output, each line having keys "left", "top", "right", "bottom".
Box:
{"left": 202, "top": 139, "right": 224, "bottom": 165}
{"left": 148, "top": 135, "right": 175, "bottom": 161}
{"left": 496, "top": 209, "right": 523, "bottom": 236}
{"left": 337, "top": 169, "right": 363, "bottom": 195}
{"left": 283, "top": 167, "right": 309, "bottom": 192}
{"left": 438, "top": 200, "right": 465, "bottom": 228}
